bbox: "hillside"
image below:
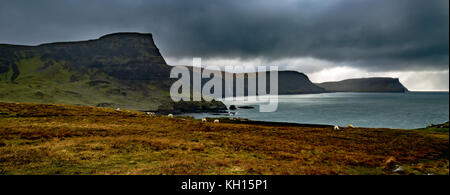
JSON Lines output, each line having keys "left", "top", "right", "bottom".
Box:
{"left": 0, "top": 33, "right": 226, "bottom": 113}
{"left": 317, "top": 78, "right": 409, "bottom": 93}
{"left": 185, "top": 68, "right": 326, "bottom": 98}
{"left": 230, "top": 70, "right": 326, "bottom": 96}
{"left": 0, "top": 102, "right": 448, "bottom": 175}
{"left": 276, "top": 71, "right": 325, "bottom": 94}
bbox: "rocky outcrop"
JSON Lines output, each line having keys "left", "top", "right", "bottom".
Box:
{"left": 316, "top": 77, "right": 409, "bottom": 93}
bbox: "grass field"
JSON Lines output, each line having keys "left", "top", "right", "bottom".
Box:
{"left": 0, "top": 102, "right": 448, "bottom": 175}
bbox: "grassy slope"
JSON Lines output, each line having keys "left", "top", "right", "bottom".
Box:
{"left": 0, "top": 56, "right": 169, "bottom": 110}
{"left": 0, "top": 33, "right": 226, "bottom": 112}
{"left": 0, "top": 102, "right": 448, "bottom": 175}
{"left": 0, "top": 52, "right": 225, "bottom": 113}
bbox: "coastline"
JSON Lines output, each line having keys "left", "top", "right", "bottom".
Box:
{"left": 1, "top": 102, "right": 448, "bottom": 175}
{"left": 203, "top": 92, "right": 450, "bottom": 129}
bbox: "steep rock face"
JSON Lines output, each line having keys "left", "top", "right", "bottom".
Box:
{"left": 0, "top": 33, "right": 226, "bottom": 112}
{"left": 230, "top": 71, "right": 326, "bottom": 96}
{"left": 316, "top": 77, "right": 409, "bottom": 92}
{"left": 276, "top": 71, "right": 325, "bottom": 94}
{"left": 1, "top": 33, "right": 169, "bottom": 81}
{"left": 184, "top": 68, "right": 326, "bottom": 98}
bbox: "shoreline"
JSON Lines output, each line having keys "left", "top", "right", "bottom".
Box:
{"left": 1, "top": 101, "right": 447, "bottom": 130}
{"left": 0, "top": 102, "right": 448, "bottom": 175}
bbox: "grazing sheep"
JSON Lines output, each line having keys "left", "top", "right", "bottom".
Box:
{"left": 146, "top": 112, "right": 155, "bottom": 116}
{"left": 201, "top": 118, "right": 207, "bottom": 123}
{"left": 393, "top": 165, "right": 404, "bottom": 173}
{"left": 116, "top": 108, "right": 121, "bottom": 111}
{"left": 167, "top": 114, "right": 174, "bottom": 118}
{"left": 333, "top": 125, "right": 340, "bottom": 131}
{"left": 348, "top": 124, "right": 354, "bottom": 128}
{"left": 214, "top": 119, "right": 219, "bottom": 123}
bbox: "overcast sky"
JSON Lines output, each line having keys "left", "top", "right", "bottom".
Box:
{"left": 0, "top": 0, "right": 448, "bottom": 91}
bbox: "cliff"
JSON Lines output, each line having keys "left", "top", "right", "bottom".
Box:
{"left": 316, "top": 77, "right": 409, "bottom": 93}
{"left": 0, "top": 32, "right": 227, "bottom": 113}
{"left": 183, "top": 68, "right": 326, "bottom": 99}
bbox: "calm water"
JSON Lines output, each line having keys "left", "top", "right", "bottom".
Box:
{"left": 185, "top": 92, "right": 449, "bottom": 129}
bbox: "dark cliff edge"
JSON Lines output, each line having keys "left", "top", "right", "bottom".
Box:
{"left": 271, "top": 71, "right": 326, "bottom": 95}
{"left": 0, "top": 32, "right": 227, "bottom": 113}
{"left": 180, "top": 67, "right": 326, "bottom": 99}
{"left": 2, "top": 32, "right": 408, "bottom": 115}
{"left": 316, "top": 77, "right": 409, "bottom": 93}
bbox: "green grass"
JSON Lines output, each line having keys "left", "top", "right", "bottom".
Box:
{"left": 415, "top": 122, "right": 449, "bottom": 133}
{"left": 0, "top": 60, "right": 168, "bottom": 110}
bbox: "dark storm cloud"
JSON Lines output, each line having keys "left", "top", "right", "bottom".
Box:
{"left": 0, "top": 0, "right": 448, "bottom": 71}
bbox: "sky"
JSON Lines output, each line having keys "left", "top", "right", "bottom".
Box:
{"left": 0, "top": 0, "right": 448, "bottom": 91}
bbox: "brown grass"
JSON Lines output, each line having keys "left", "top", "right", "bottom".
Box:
{"left": 0, "top": 102, "right": 448, "bottom": 175}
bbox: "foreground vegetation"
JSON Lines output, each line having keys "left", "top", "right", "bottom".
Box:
{"left": 0, "top": 102, "right": 448, "bottom": 175}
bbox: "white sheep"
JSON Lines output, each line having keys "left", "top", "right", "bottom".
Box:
{"left": 146, "top": 112, "right": 155, "bottom": 116}
{"left": 348, "top": 124, "right": 354, "bottom": 128}
{"left": 214, "top": 119, "right": 219, "bottom": 123}
{"left": 333, "top": 125, "right": 340, "bottom": 131}
{"left": 115, "top": 108, "right": 121, "bottom": 111}
{"left": 201, "top": 118, "right": 207, "bottom": 123}
{"left": 167, "top": 114, "right": 174, "bottom": 118}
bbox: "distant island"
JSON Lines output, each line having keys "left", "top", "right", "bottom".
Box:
{"left": 1, "top": 32, "right": 409, "bottom": 113}
{"left": 316, "top": 78, "right": 409, "bottom": 93}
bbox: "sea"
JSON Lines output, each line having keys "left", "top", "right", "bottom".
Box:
{"left": 183, "top": 92, "right": 449, "bottom": 129}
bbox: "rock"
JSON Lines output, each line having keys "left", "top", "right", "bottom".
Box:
{"left": 158, "top": 99, "right": 228, "bottom": 114}
{"left": 96, "top": 103, "right": 116, "bottom": 107}
{"left": 383, "top": 156, "right": 397, "bottom": 170}
{"left": 427, "top": 121, "right": 449, "bottom": 129}
{"left": 238, "top": 106, "right": 255, "bottom": 109}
